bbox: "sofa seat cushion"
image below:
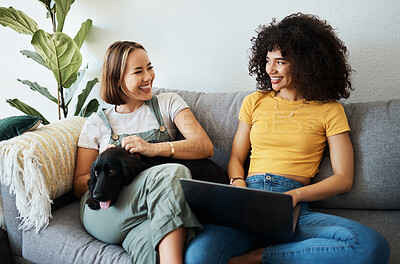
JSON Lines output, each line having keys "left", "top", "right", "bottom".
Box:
{"left": 314, "top": 208, "right": 399, "bottom": 264}
{"left": 22, "top": 201, "right": 131, "bottom": 264}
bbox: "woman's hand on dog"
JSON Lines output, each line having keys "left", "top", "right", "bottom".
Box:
{"left": 104, "top": 144, "right": 116, "bottom": 151}
{"left": 122, "top": 135, "right": 158, "bottom": 157}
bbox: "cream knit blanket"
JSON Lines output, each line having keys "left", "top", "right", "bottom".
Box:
{"left": 0, "top": 116, "right": 86, "bottom": 232}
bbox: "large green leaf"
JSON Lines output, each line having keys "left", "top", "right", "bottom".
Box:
{"left": 74, "top": 78, "right": 98, "bottom": 115}
{"left": 20, "top": 50, "right": 49, "bottom": 70}
{"left": 54, "top": 0, "right": 75, "bottom": 32}
{"left": 79, "top": 98, "right": 99, "bottom": 117}
{"left": 65, "top": 63, "right": 88, "bottom": 106}
{"left": 73, "top": 19, "right": 92, "bottom": 49}
{"left": 31, "top": 30, "right": 82, "bottom": 88}
{"left": 17, "top": 79, "right": 57, "bottom": 104}
{"left": 6, "top": 99, "right": 50, "bottom": 125}
{"left": 0, "top": 7, "right": 39, "bottom": 35}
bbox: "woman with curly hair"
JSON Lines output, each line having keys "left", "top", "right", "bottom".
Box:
{"left": 184, "top": 13, "right": 390, "bottom": 264}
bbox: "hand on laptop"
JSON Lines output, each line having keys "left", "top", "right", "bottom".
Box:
{"left": 284, "top": 189, "right": 300, "bottom": 207}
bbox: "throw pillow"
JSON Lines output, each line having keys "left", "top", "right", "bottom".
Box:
{"left": 0, "top": 115, "right": 43, "bottom": 141}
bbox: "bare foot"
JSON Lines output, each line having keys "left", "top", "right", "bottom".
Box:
{"left": 227, "top": 248, "right": 264, "bottom": 264}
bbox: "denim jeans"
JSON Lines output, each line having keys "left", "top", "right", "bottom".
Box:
{"left": 184, "top": 174, "right": 390, "bottom": 264}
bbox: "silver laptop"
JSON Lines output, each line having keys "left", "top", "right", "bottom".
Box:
{"left": 180, "top": 178, "right": 301, "bottom": 236}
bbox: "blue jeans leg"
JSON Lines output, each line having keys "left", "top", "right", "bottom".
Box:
{"left": 184, "top": 224, "right": 259, "bottom": 264}
{"left": 184, "top": 174, "right": 390, "bottom": 264}
{"left": 263, "top": 205, "right": 390, "bottom": 264}
{"left": 247, "top": 174, "right": 390, "bottom": 263}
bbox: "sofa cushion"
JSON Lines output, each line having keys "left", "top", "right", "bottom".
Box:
{"left": 0, "top": 116, "right": 86, "bottom": 231}
{"left": 156, "top": 88, "right": 400, "bottom": 209}
{"left": 22, "top": 201, "right": 131, "bottom": 264}
{"left": 154, "top": 87, "right": 252, "bottom": 169}
{"left": 312, "top": 99, "right": 400, "bottom": 209}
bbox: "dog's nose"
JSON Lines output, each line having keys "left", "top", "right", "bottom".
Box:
{"left": 92, "top": 191, "right": 103, "bottom": 201}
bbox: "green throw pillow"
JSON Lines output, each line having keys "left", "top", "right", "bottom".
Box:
{"left": 0, "top": 115, "right": 43, "bottom": 141}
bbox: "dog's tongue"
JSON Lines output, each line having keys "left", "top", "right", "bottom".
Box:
{"left": 99, "top": 200, "right": 111, "bottom": 209}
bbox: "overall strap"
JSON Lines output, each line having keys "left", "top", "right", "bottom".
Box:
{"left": 146, "top": 96, "right": 167, "bottom": 133}
{"left": 97, "top": 108, "right": 114, "bottom": 134}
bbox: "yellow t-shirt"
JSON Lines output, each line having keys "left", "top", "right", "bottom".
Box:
{"left": 239, "top": 91, "right": 350, "bottom": 178}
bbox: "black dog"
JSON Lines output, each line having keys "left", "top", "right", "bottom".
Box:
{"left": 86, "top": 147, "right": 228, "bottom": 210}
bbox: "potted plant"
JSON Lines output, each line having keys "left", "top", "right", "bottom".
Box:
{"left": 0, "top": 0, "right": 99, "bottom": 124}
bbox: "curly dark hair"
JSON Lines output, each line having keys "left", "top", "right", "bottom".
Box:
{"left": 249, "top": 13, "right": 353, "bottom": 101}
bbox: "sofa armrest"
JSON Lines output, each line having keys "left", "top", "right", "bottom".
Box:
{"left": 0, "top": 228, "right": 12, "bottom": 264}
{"left": 0, "top": 117, "right": 86, "bottom": 232}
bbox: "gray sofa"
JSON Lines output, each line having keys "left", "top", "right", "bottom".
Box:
{"left": 1, "top": 88, "right": 399, "bottom": 264}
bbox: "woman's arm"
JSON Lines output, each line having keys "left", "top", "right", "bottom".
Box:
{"left": 227, "top": 120, "right": 252, "bottom": 188}
{"left": 285, "top": 132, "right": 354, "bottom": 206}
{"left": 73, "top": 147, "right": 99, "bottom": 199}
{"left": 122, "top": 108, "right": 213, "bottom": 159}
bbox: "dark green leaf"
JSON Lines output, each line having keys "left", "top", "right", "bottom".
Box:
{"left": 31, "top": 30, "right": 82, "bottom": 88}
{"left": 73, "top": 19, "right": 92, "bottom": 49}
{"left": 17, "top": 79, "right": 57, "bottom": 104}
{"left": 6, "top": 99, "right": 50, "bottom": 125}
{"left": 54, "top": 0, "right": 75, "bottom": 32}
{"left": 79, "top": 98, "right": 99, "bottom": 117}
{"left": 74, "top": 78, "right": 98, "bottom": 115}
{"left": 0, "top": 7, "right": 39, "bottom": 35}
{"left": 20, "top": 50, "right": 49, "bottom": 70}
{"left": 65, "top": 63, "right": 88, "bottom": 106}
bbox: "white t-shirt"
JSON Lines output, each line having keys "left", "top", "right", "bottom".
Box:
{"left": 78, "top": 93, "right": 189, "bottom": 153}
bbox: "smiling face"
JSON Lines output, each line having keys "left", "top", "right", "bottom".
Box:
{"left": 266, "top": 50, "right": 296, "bottom": 94}
{"left": 121, "top": 48, "right": 155, "bottom": 103}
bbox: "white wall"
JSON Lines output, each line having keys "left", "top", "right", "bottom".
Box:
{"left": 1, "top": 0, "right": 399, "bottom": 122}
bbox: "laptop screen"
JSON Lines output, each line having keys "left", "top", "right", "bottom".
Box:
{"left": 180, "top": 178, "right": 300, "bottom": 236}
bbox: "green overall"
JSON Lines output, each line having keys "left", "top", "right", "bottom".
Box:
{"left": 80, "top": 96, "right": 202, "bottom": 264}
{"left": 97, "top": 96, "right": 173, "bottom": 145}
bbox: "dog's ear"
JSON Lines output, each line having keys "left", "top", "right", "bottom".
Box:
{"left": 88, "top": 161, "right": 98, "bottom": 192}
{"left": 86, "top": 177, "right": 100, "bottom": 210}
{"left": 86, "top": 159, "right": 100, "bottom": 210}
{"left": 120, "top": 155, "right": 150, "bottom": 185}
